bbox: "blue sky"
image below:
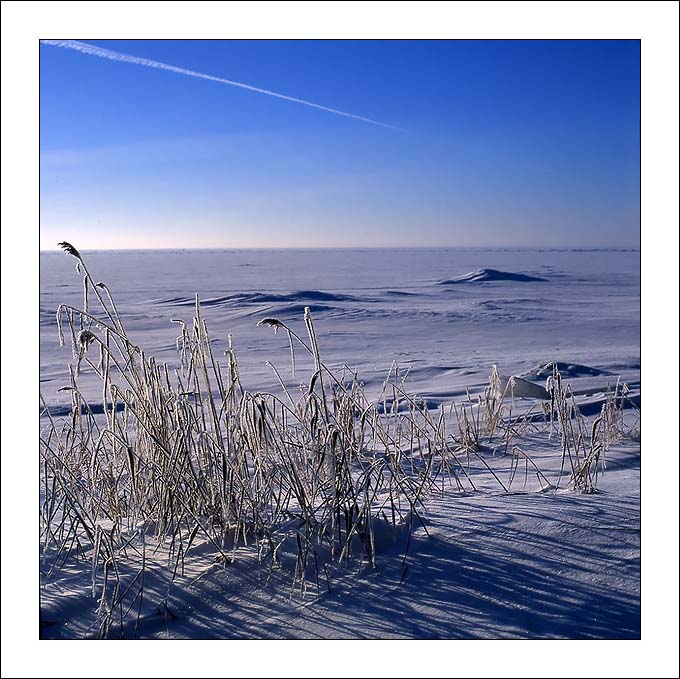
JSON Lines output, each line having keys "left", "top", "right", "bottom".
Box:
{"left": 40, "top": 39, "right": 640, "bottom": 249}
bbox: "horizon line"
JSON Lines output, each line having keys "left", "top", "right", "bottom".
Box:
{"left": 40, "top": 245, "right": 641, "bottom": 253}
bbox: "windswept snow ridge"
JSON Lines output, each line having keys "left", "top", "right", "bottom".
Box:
{"left": 439, "top": 268, "right": 548, "bottom": 284}
{"left": 531, "top": 361, "right": 612, "bottom": 379}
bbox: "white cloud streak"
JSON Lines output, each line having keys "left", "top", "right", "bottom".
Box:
{"left": 42, "top": 39, "right": 406, "bottom": 132}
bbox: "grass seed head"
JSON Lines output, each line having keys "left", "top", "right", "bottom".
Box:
{"left": 78, "top": 329, "right": 96, "bottom": 350}
{"left": 58, "top": 241, "right": 82, "bottom": 259}
{"left": 257, "top": 317, "right": 283, "bottom": 334}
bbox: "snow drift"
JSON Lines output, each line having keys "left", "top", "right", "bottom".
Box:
{"left": 439, "top": 268, "right": 548, "bottom": 284}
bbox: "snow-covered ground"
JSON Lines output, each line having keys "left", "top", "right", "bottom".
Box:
{"left": 40, "top": 247, "right": 640, "bottom": 407}
{"left": 39, "top": 247, "right": 641, "bottom": 640}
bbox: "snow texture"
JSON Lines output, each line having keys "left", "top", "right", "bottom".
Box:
{"left": 39, "top": 247, "right": 640, "bottom": 639}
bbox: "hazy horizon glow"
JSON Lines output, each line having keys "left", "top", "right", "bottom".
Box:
{"left": 40, "top": 40, "right": 640, "bottom": 249}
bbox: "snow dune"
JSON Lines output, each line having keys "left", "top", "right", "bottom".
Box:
{"left": 147, "top": 289, "right": 359, "bottom": 307}
{"left": 439, "top": 268, "right": 548, "bottom": 284}
{"left": 531, "top": 361, "right": 612, "bottom": 379}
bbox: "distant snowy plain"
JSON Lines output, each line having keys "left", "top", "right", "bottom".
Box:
{"left": 39, "top": 247, "right": 641, "bottom": 639}
{"left": 40, "top": 247, "right": 640, "bottom": 407}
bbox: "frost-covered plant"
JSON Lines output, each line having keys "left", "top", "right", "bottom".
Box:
{"left": 544, "top": 363, "right": 614, "bottom": 493}
{"left": 40, "top": 245, "right": 638, "bottom": 637}
{"left": 601, "top": 379, "right": 641, "bottom": 443}
{"left": 41, "top": 245, "right": 489, "bottom": 637}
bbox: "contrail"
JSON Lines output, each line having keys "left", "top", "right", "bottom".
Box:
{"left": 41, "top": 39, "right": 406, "bottom": 132}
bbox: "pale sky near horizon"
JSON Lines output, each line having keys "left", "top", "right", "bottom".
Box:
{"left": 40, "top": 39, "right": 640, "bottom": 250}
